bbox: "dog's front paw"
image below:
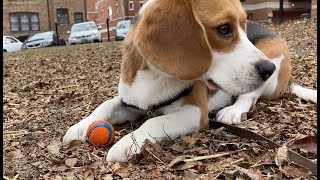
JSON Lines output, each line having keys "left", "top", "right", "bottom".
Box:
{"left": 216, "top": 105, "right": 246, "bottom": 124}
{"left": 106, "top": 130, "right": 149, "bottom": 162}
{"left": 63, "top": 121, "right": 88, "bottom": 145}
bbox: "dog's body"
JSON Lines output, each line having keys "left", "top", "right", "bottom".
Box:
{"left": 63, "top": 0, "right": 317, "bottom": 161}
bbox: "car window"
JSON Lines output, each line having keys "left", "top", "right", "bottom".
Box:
{"left": 27, "top": 32, "right": 52, "bottom": 41}
{"left": 71, "top": 23, "right": 97, "bottom": 33}
{"left": 5, "top": 37, "right": 18, "bottom": 44}
{"left": 116, "top": 21, "right": 131, "bottom": 29}
{"left": 117, "top": 24, "right": 126, "bottom": 29}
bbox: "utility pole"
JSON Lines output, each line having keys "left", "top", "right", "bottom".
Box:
{"left": 279, "top": 0, "right": 284, "bottom": 23}
{"left": 55, "top": 22, "right": 60, "bottom": 45}
{"left": 121, "top": 0, "right": 125, "bottom": 20}
{"left": 106, "top": 18, "right": 110, "bottom": 41}
{"left": 46, "top": 0, "right": 51, "bottom": 30}
{"left": 84, "top": 0, "right": 87, "bottom": 21}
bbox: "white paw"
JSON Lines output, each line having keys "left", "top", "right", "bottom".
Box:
{"left": 106, "top": 130, "right": 149, "bottom": 162}
{"left": 216, "top": 105, "right": 246, "bottom": 124}
{"left": 63, "top": 121, "right": 88, "bottom": 145}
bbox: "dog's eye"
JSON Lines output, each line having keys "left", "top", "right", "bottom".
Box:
{"left": 216, "top": 24, "right": 232, "bottom": 37}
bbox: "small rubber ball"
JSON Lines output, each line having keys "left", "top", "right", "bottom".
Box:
{"left": 85, "top": 120, "right": 115, "bottom": 147}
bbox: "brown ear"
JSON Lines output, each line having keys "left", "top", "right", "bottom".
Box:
{"left": 134, "top": 0, "right": 212, "bottom": 80}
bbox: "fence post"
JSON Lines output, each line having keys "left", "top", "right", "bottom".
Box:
{"left": 55, "top": 22, "right": 60, "bottom": 46}
{"left": 106, "top": 18, "right": 110, "bottom": 42}
{"left": 279, "top": 0, "right": 284, "bottom": 23}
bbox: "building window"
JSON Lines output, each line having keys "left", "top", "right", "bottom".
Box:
{"left": 9, "top": 12, "right": 39, "bottom": 32}
{"left": 102, "top": 10, "right": 104, "bottom": 17}
{"left": 140, "top": 1, "right": 144, "bottom": 8}
{"left": 129, "top": 1, "right": 134, "bottom": 10}
{"left": 116, "top": 4, "right": 118, "bottom": 13}
{"left": 74, "top": 12, "right": 84, "bottom": 23}
{"left": 108, "top": 7, "right": 112, "bottom": 20}
{"left": 57, "top": 8, "right": 69, "bottom": 24}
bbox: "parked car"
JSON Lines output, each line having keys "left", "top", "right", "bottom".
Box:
{"left": 3, "top": 36, "right": 23, "bottom": 52}
{"left": 300, "top": 13, "right": 311, "bottom": 20}
{"left": 115, "top": 20, "right": 132, "bottom": 41}
{"left": 68, "top": 21, "right": 102, "bottom": 45}
{"left": 21, "top": 31, "right": 58, "bottom": 50}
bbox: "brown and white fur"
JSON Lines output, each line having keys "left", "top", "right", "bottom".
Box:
{"left": 63, "top": 0, "right": 317, "bottom": 161}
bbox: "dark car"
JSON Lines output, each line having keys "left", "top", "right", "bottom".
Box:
{"left": 21, "top": 31, "right": 59, "bottom": 50}
{"left": 300, "top": 13, "right": 311, "bottom": 20}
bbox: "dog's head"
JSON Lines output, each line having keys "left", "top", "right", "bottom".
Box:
{"left": 134, "top": 0, "right": 275, "bottom": 96}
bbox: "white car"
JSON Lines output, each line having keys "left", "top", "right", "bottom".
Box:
{"left": 68, "top": 21, "right": 102, "bottom": 45}
{"left": 115, "top": 20, "right": 132, "bottom": 41}
{"left": 3, "top": 36, "right": 23, "bottom": 52}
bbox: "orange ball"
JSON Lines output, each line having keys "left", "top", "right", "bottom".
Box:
{"left": 85, "top": 120, "right": 115, "bottom": 147}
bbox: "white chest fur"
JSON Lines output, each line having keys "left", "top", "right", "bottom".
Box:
{"left": 118, "top": 69, "right": 194, "bottom": 110}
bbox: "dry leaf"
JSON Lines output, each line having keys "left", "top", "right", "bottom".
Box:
{"left": 47, "top": 140, "right": 61, "bottom": 155}
{"left": 182, "top": 170, "right": 202, "bottom": 180}
{"left": 275, "top": 145, "right": 289, "bottom": 167}
{"left": 52, "top": 175, "right": 63, "bottom": 180}
{"left": 65, "top": 158, "right": 78, "bottom": 168}
{"left": 115, "top": 167, "right": 131, "bottom": 178}
{"left": 140, "top": 139, "right": 163, "bottom": 162}
{"left": 280, "top": 165, "right": 312, "bottom": 178}
{"left": 49, "top": 158, "right": 64, "bottom": 165}
{"left": 169, "top": 156, "right": 199, "bottom": 171}
{"left": 181, "top": 136, "right": 196, "bottom": 145}
{"left": 66, "top": 140, "right": 83, "bottom": 152}
{"left": 288, "top": 136, "right": 317, "bottom": 155}
{"left": 102, "top": 174, "right": 113, "bottom": 180}
{"left": 89, "top": 160, "right": 103, "bottom": 168}
{"left": 31, "top": 161, "right": 41, "bottom": 166}
{"left": 233, "top": 165, "right": 263, "bottom": 180}
{"left": 170, "top": 143, "right": 185, "bottom": 152}
{"left": 9, "top": 149, "right": 24, "bottom": 159}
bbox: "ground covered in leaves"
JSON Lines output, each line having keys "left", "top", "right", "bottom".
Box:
{"left": 3, "top": 19, "right": 317, "bottom": 179}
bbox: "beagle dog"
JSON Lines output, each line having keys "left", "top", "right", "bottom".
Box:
{"left": 63, "top": 0, "right": 317, "bottom": 161}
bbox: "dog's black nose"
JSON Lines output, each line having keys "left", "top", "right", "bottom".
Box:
{"left": 256, "top": 60, "right": 276, "bottom": 81}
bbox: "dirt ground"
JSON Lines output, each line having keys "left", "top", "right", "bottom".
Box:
{"left": 3, "top": 19, "right": 317, "bottom": 180}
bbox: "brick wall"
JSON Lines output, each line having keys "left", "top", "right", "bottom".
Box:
{"left": 87, "top": 0, "right": 99, "bottom": 22}
{"left": 49, "top": 0, "right": 86, "bottom": 40}
{"left": 97, "top": 0, "right": 144, "bottom": 41}
{"left": 311, "top": 0, "right": 317, "bottom": 18}
{"left": 3, "top": 0, "right": 50, "bottom": 37}
{"left": 242, "top": 0, "right": 313, "bottom": 22}
{"left": 3, "top": 0, "right": 86, "bottom": 40}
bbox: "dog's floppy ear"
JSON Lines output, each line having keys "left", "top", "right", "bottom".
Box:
{"left": 134, "top": 0, "right": 212, "bottom": 80}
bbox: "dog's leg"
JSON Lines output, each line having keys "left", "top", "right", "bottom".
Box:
{"left": 106, "top": 103, "right": 201, "bottom": 161}
{"left": 290, "top": 84, "right": 317, "bottom": 103}
{"left": 215, "top": 55, "right": 284, "bottom": 124}
{"left": 215, "top": 90, "right": 260, "bottom": 124}
{"left": 63, "top": 96, "right": 142, "bottom": 145}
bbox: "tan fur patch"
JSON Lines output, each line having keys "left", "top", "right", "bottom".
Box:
{"left": 255, "top": 37, "right": 292, "bottom": 99}
{"left": 193, "top": 0, "right": 247, "bottom": 53}
{"left": 134, "top": 0, "right": 213, "bottom": 80}
{"left": 120, "top": 24, "right": 148, "bottom": 85}
{"left": 183, "top": 81, "right": 209, "bottom": 129}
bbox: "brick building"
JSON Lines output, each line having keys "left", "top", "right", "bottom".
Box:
{"left": 87, "top": 0, "right": 147, "bottom": 40}
{"left": 3, "top": 0, "right": 87, "bottom": 40}
{"left": 311, "top": 0, "right": 317, "bottom": 18}
{"left": 241, "top": 0, "right": 316, "bottom": 22}
{"left": 86, "top": 0, "right": 99, "bottom": 23}
{"left": 89, "top": 0, "right": 316, "bottom": 41}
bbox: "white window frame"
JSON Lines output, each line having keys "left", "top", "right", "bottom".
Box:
{"left": 139, "top": 1, "right": 144, "bottom": 8}
{"left": 129, "top": 1, "right": 134, "bottom": 11}
{"left": 107, "top": 7, "right": 112, "bottom": 20}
